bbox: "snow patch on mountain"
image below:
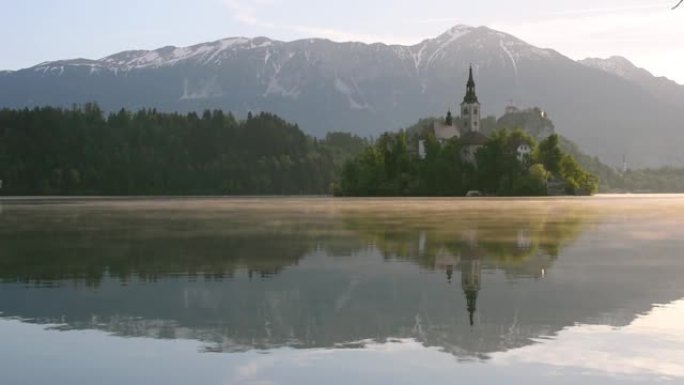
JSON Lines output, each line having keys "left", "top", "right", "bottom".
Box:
{"left": 22, "top": 25, "right": 566, "bottom": 80}
{"left": 263, "top": 60, "right": 300, "bottom": 99}
{"left": 499, "top": 39, "right": 519, "bottom": 77}
{"left": 202, "top": 37, "right": 253, "bottom": 64}
{"left": 491, "top": 31, "right": 556, "bottom": 61}
{"left": 334, "top": 77, "right": 353, "bottom": 95}
{"left": 95, "top": 37, "right": 265, "bottom": 70}
{"left": 579, "top": 56, "right": 640, "bottom": 79}
{"left": 31, "top": 59, "right": 117, "bottom": 76}
{"left": 426, "top": 25, "right": 473, "bottom": 67}
{"left": 264, "top": 79, "right": 300, "bottom": 99}
{"left": 411, "top": 44, "right": 427, "bottom": 71}
{"left": 180, "top": 77, "right": 223, "bottom": 100}
{"left": 335, "top": 77, "right": 370, "bottom": 110}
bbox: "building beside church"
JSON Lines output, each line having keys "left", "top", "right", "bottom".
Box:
{"left": 510, "top": 138, "right": 533, "bottom": 165}
{"left": 419, "top": 65, "right": 489, "bottom": 164}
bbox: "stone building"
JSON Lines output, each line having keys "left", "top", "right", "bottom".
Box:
{"left": 419, "top": 65, "right": 488, "bottom": 165}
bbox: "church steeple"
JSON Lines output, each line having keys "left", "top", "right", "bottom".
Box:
{"left": 460, "top": 254, "right": 481, "bottom": 326}
{"left": 465, "top": 288, "right": 478, "bottom": 326}
{"left": 463, "top": 65, "right": 479, "bottom": 104}
{"left": 460, "top": 65, "right": 481, "bottom": 133}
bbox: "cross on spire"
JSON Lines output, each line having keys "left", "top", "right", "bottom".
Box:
{"left": 463, "top": 65, "right": 479, "bottom": 104}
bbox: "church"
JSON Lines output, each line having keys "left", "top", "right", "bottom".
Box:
{"left": 418, "top": 65, "right": 489, "bottom": 164}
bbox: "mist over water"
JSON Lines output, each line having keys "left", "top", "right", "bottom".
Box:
{"left": 1, "top": 196, "right": 684, "bottom": 384}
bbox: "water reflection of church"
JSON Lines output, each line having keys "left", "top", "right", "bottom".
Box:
{"left": 441, "top": 247, "right": 483, "bottom": 327}
{"left": 432, "top": 228, "right": 536, "bottom": 326}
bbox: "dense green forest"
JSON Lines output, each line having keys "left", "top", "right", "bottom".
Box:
{"left": 337, "top": 130, "right": 598, "bottom": 196}
{"left": 2, "top": 105, "right": 684, "bottom": 196}
{"left": 0, "top": 105, "right": 367, "bottom": 195}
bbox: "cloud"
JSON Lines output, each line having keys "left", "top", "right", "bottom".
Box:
{"left": 542, "top": 2, "right": 672, "bottom": 17}
{"left": 221, "top": 0, "right": 414, "bottom": 44}
{"left": 493, "top": 298, "right": 684, "bottom": 379}
{"left": 230, "top": 359, "right": 278, "bottom": 385}
{"left": 493, "top": 1, "right": 684, "bottom": 53}
{"left": 491, "top": 3, "right": 684, "bottom": 82}
{"left": 283, "top": 25, "right": 405, "bottom": 45}
{"left": 223, "top": 0, "right": 276, "bottom": 27}
{"left": 408, "top": 17, "right": 465, "bottom": 25}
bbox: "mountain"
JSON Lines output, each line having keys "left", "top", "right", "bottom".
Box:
{"left": 579, "top": 56, "right": 684, "bottom": 108}
{"left": 1, "top": 25, "right": 683, "bottom": 168}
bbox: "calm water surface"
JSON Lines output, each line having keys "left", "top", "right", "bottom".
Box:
{"left": 1, "top": 196, "right": 684, "bottom": 384}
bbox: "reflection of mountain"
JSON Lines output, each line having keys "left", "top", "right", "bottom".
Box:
{"left": 1, "top": 199, "right": 684, "bottom": 360}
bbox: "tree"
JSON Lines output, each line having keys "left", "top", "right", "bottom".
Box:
{"left": 512, "top": 164, "right": 549, "bottom": 196}
{"left": 338, "top": 126, "right": 599, "bottom": 197}
{"left": 0, "top": 105, "right": 346, "bottom": 196}
{"left": 538, "top": 134, "right": 563, "bottom": 175}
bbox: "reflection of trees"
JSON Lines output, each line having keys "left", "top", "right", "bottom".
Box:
{"left": 0, "top": 200, "right": 602, "bottom": 360}
{"left": 0, "top": 207, "right": 350, "bottom": 286}
{"left": 4, "top": 200, "right": 684, "bottom": 362}
{"left": 341, "top": 204, "right": 592, "bottom": 277}
{"left": 0, "top": 232, "right": 307, "bottom": 286}
{"left": 0, "top": 201, "right": 591, "bottom": 287}
{"left": 340, "top": 204, "right": 593, "bottom": 328}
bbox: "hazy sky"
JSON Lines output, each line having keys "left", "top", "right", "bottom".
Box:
{"left": 2, "top": 0, "right": 683, "bottom": 83}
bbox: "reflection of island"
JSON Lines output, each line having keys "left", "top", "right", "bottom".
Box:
{"left": 340, "top": 205, "right": 590, "bottom": 328}
{"left": 1, "top": 199, "right": 684, "bottom": 361}
{"left": 341, "top": 204, "right": 587, "bottom": 271}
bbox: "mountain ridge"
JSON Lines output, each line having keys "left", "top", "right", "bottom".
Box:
{"left": 1, "top": 25, "right": 683, "bottom": 168}
{"left": 18, "top": 25, "right": 560, "bottom": 74}
{"left": 579, "top": 55, "right": 684, "bottom": 108}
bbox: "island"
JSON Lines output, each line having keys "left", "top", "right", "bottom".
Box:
{"left": 336, "top": 67, "right": 597, "bottom": 197}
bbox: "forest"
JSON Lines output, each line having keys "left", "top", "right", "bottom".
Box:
{"left": 3, "top": 105, "right": 684, "bottom": 196}
{"left": 0, "top": 105, "right": 366, "bottom": 195}
{"left": 336, "top": 129, "right": 598, "bottom": 196}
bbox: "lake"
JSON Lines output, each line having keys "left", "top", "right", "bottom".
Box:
{"left": 1, "top": 196, "right": 684, "bottom": 384}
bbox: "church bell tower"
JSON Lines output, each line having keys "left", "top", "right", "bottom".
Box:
{"left": 460, "top": 65, "right": 481, "bottom": 132}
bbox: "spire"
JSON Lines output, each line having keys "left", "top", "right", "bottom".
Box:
{"left": 465, "top": 288, "right": 478, "bottom": 326}
{"left": 445, "top": 110, "right": 453, "bottom": 126}
{"left": 460, "top": 254, "right": 481, "bottom": 326}
{"left": 462, "top": 65, "right": 479, "bottom": 104}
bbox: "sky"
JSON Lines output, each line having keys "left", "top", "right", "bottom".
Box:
{"left": 1, "top": 0, "right": 683, "bottom": 83}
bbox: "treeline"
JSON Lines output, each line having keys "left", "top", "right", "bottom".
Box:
{"left": 621, "top": 168, "right": 684, "bottom": 193}
{"left": 0, "top": 105, "right": 367, "bottom": 195}
{"left": 556, "top": 138, "right": 684, "bottom": 193}
{"left": 337, "top": 130, "right": 598, "bottom": 196}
